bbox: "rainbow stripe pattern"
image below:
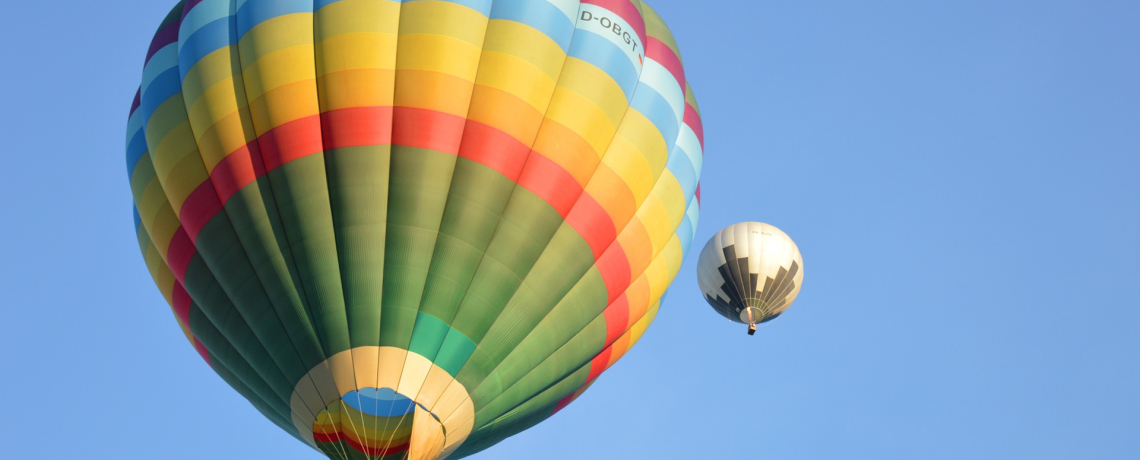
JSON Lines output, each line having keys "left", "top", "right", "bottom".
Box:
{"left": 125, "top": 0, "right": 702, "bottom": 458}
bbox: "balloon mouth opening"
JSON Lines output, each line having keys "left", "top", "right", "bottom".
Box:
{"left": 739, "top": 304, "right": 767, "bottom": 324}
{"left": 312, "top": 387, "right": 446, "bottom": 459}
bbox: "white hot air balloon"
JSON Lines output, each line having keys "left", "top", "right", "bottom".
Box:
{"left": 697, "top": 222, "right": 804, "bottom": 335}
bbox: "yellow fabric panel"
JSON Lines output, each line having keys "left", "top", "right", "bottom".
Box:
{"left": 153, "top": 121, "right": 199, "bottom": 178}
{"left": 305, "top": 364, "right": 345, "bottom": 417}
{"left": 544, "top": 87, "right": 617, "bottom": 159}
{"left": 144, "top": 97, "right": 193, "bottom": 175}
{"left": 415, "top": 365, "right": 457, "bottom": 411}
{"left": 473, "top": 51, "right": 557, "bottom": 110}
{"left": 238, "top": 14, "right": 315, "bottom": 65}
{"left": 629, "top": 300, "right": 661, "bottom": 346}
{"left": 149, "top": 204, "right": 182, "bottom": 259}
{"left": 318, "top": 69, "right": 397, "bottom": 110}
{"left": 624, "top": 275, "right": 651, "bottom": 326}
{"left": 601, "top": 135, "right": 656, "bottom": 209}
{"left": 606, "top": 333, "right": 631, "bottom": 367}
{"left": 240, "top": 46, "right": 318, "bottom": 102}
{"left": 130, "top": 154, "right": 156, "bottom": 201}
{"left": 430, "top": 378, "right": 473, "bottom": 422}
{"left": 187, "top": 78, "right": 245, "bottom": 146}
{"left": 481, "top": 20, "right": 565, "bottom": 80}
{"left": 335, "top": 410, "right": 413, "bottom": 440}
{"left": 350, "top": 347, "right": 381, "bottom": 390}
{"left": 315, "top": 0, "right": 400, "bottom": 37}
{"left": 159, "top": 146, "right": 209, "bottom": 212}
{"left": 246, "top": 79, "right": 320, "bottom": 134}
{"left": 530, "top": 120, "right": 599, "bottom": 186}
{"left": 180, "top": 47, "right": 239, "bottom": 109}
{"left": 313, "top": 402, "right": 340, "bottom": 424}
{"left": 143, "top": 226, "right": 197, "bottom": 351}
{"left": 660, "top": 236, "right": 685, "bottom": 282}
{"left": 557, "top": 58, "right": 628, "bottom": 126}
{"left": 135, "top": 223, "right": 152, "bottom": 259}
{"left": 409, "top": 404, "right": 446, "bottom": 460}
{"left": 634, "top": 193, "right": 672, "bottom": 256}
{"left": 685, "top": 82, "right": 701, "bottom": 115}
{"left": 397, "top": 357, "right": 434, "bottom": 402}
{"left": 652, "top": 172, "right": 687, "bottom": 228}
{"left": 583, "top": 164, "right": 636, "bottom": 230}
{"left": 398, "top": 1, "right": 488, "bottom": 47}
{"left": 467, "top": 85, "right": 545, "bottom": 144}
{"left": 325, "top": 351, "right": 360, "bottom": 398}
{"left": 616, "top": 218, "right": 653, "bottom": 276}
{"left": 140, "top": 234, "right": 176, "bottom": 306}
{"left": 315, "top": 33, "right": 398, "bottom": 75}
{"left": 376, "top": 347, "right": 408, "bottom": 390}
{"left": 393, "top": 70, "right": 475, "bottom": 115}
{"left": 613, "top": 109, "right": 669, "bottom": 180}
{"left": 192, "top": 107, "right": 258, "bottom": 173}
{"left": 292, "top": 383, "right": 329, "bottom": 424}
{"left": 396, "top": 35, "right": 482, "bottom": 78}
{"left": 137, "top": 179, "right": 169, "bottom": 238}
{"left": 643, "top": 247, "right": 673, "bottom": 301}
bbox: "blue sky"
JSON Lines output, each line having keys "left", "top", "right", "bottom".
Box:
{"left": 2, "top": 1, "right": 1137, "bottom": 458}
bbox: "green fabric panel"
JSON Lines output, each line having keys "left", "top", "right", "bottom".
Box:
{"left": 456, "top": 225, "right": 595, "bottom": 390}
{"left": 411, "top": 158, "right": 515, "bottom": 384}
{"left": 418, "top": 158, "right": 515, "bottom": 321}
{"left": 219, "top": 179, "right": 326, "bottom": 370}
{"left": 435, "top": 327, "right": 478, "bottom": 376}
{"left": 450, "top": 190, "right": 564, "bottom": 342}
{"left": 448, "top": 257, "right": 517, "bottom": 343}
{"left": 188, "top": 218, "right": 311, "bottom": 384}
{"left": 474, "top": 270, "right": 608, "bottom": 401}
{"left": 324, "top": 145, "right": 391, "bottom": 348}
{"left": 456, "top": 364, "right": 590, "bottom": 458}
{"left": 143, "top": 96, "right": 188, "bottom": 146}
{"left": 407, "top": 312, "right": 451, "bottom": 361}
{"left": 378, "top": 305, "right": 417, "bottom": 348}
{"left": 381, "top": 146, "right": 457, "bottom": 350}
{"left": 473, "top": 320, "right": 603, "bottom": 425}
{"left": 406, "top": 311, "right": 477, "bottom": 376}
{"left": 264, "top": 156, "right": 350, "bottom": 357}
{"left": 187, "top": 290, "right": 295, "bottom": 407}
{"left": 129, "top": 155, "right": 157, "bottom": 201}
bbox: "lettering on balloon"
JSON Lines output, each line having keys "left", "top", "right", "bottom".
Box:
{"left": 578, "top": 8, "right": 644, "bottom": 67}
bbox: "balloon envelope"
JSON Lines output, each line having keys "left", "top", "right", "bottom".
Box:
{"left": 125, "top": 0, "right": 702, "bottom": 458}
{"left": 697, "top": 222, "right": 804, "bottom": 327}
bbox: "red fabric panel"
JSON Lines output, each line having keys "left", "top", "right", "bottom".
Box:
{"left": 684, "top": 102, "right": 704, "bottom": 149}
{"left": 392, "top": 107, "right": 466, "bottom": 154}
{"left": 581, "top": 0, "right": 646, "bottom": 45}
{"left": 180, "top": 181, "right": 223, "bottom": 243}
{"left": 459, "top": 120, "right": 531, "bottom": 180}
{"left": 257, "top": 115, "right": 324, "bottom": 171}
{"left": 596, "top": 246, "right": 632, "bottom": 304}
{"left": 517, "top": 154, "right": 583, "bottom": 218}
{"left": 602, "top": 294, "right": 630, "bottom": 347}
{"left": 565, "top": 193, "right": 618, "bottom": 259}
{"left": 646, "top": 37, "right": 685, "bottom": 90}
{"left": 320, "top": 106, "right": 394, "bottom": 149}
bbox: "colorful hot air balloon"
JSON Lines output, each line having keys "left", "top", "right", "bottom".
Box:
{"left": 125, "top": 0, "right": 702, "bottom": 458}
{"left": 697, "top": 222, "right": 804, "bottom": 335}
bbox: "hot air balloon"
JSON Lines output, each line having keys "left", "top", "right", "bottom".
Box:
{"left": 697, "top": 222, "right": 803, "bottom": 335}
{"left": 125, "top": 0, "right": 702, "bottom": 458}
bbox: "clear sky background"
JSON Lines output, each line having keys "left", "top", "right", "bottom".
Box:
{"left": 2, "top": 1, "right": 1137, "bottom": 459}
